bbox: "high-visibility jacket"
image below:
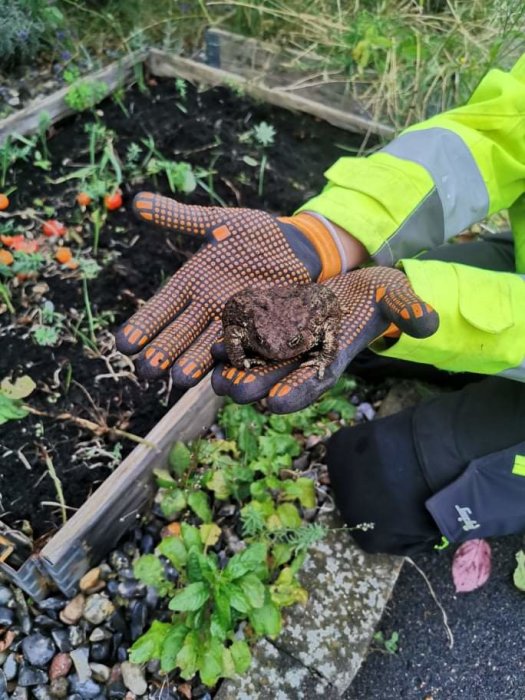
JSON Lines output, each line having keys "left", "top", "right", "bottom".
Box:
{"left": 301, "top": 55, "right": 525, "bottom": 381}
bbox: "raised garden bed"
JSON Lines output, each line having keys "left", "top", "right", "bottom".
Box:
{"left": 0, "top": 54, "right": 375, "bottom": 596}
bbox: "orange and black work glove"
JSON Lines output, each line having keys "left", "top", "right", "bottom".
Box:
{"left": 115, "top": 192, "right": 347, "bottom": 384}
{"left": 211, "top": 266, "right": 439, "bottom": 414}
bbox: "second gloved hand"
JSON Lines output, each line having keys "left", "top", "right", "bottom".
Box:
{"left": 211, "top": 265, "right": 439, "bottom": 413}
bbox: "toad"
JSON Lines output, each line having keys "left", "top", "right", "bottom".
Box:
{"left": 222, "top": 284, "right": 341, "bottom": 378}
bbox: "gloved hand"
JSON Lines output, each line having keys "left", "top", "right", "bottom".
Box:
{"left": 211, "top": 266, "right": 439, "bottom": 413}
{"left": 115, "top": 192, "right": 346, "bottom": 384}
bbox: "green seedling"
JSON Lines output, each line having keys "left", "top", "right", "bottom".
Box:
{"left": 0, "top": 375, "right": 35, "bottom": 426}
{"left": 374, "top": 630, "right": 399, "bottom": 654}
{"left": 65, "top": 79, "right": 108, "bottom": 112}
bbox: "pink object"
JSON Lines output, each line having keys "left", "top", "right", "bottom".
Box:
{"left": 452, "top": 539, "right": 492, "bottom": 593}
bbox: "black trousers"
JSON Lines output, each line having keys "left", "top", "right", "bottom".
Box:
{"left": 328, "top": 235, "right": 525, "bottom": 555}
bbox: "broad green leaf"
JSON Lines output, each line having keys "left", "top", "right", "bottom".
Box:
{"left": 1, "top": 375, "right": 36, "bottom": 399}
{"left": 129, "top": 620, "right": 170, "bottom": 664}
{"left": 221, "top": 647, "right": 236, "bottom": 679}
{"left": 196, "top": 439, "right": 238, "bottom": 466}
{"left": 154, "top": 468, "right": 177, "bottom": 488}
{"left": 249, "top": 599, "right": 282, "bottom": 638}
{"left": 272, "top": 543, "right": 294, "bottom": 567}
{"left": 186, "top": 548, "right": 205, "bottom": 582}
{"left": 276, "top": 503, "right": 302, "bottom": 529}
{"left": 200, "top": 523, "right": 222, "bottom": 548}
{"left": 238, "top": 573, "right": 265, "bottom": 609}
{"left": 160, "top": 488, "right": 187, "bottom": 518}
{"left": 225, "top": 542, "right": 267, "bottom": 580}
{"left": 199, "top": 637, "right": 224, "bottom": 687}
{"left": 514, "top": 550, "right": 525, "bottom": 592}
{"left": 160, "top": 623, "right": 188, "bottom": 672}
{"left": 230, "top": 640, "right": 252, "bottom": 674}
{"left": 176, "top": 630, "right": 200, "bottom": 679}
{"left": 266, "top": 513, "right": 282, "bottom": 531}
{"left": 156, "top": 536, "right": 187, "bottom": 569}
{"left": 0, "top": 393, "right": 28, "bottom": 425}
{"left": 168, "top": 441, "right": 192, "bottom": 477}
{"left": 188, "top": 491, "right": 213, "bottom": 523}
{"left": 210, "top": 610, "right": 228, "bottom": 641}
{"left": 169, "top": 581, "right": 210, "bottom": 612}
{"left": 249, "top": 479, "right": 270, "bottom": 502}
{"left": 206, "top": 470, "right": 231, "bottom": 500}
{"left": 224, "top": 582, "right": 251, "bottom": 613}
{"left": 281, "top": 477, "right": 316, "bottom": 508}
{"left": 214, "top": 587, "right": 232, "bottom": 631}
{"left": 181, "top": 523, "right": 203, "bottom": 551}
{"left": 133, "top": 555, "right": 166, "bottom": 589}
{"left": 271, "top": 567, "right": 308, "bottom": 607}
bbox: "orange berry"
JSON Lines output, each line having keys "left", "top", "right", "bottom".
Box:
{"left": 55, "top": 247, "right": 73, "bottom": 264}
{"left": 0, "top": 249, "right": 14, "bottom": 265}
{"left": 104, "top": 189, "right": 123, "bottom": 211}
{"left": 161, "top": 522, "right": 182, "bottom": 538}
{"left": 42, "top": 220, "right": 67, "bottom": 237}
{"left": 76, "top": 192, "right": 92, "bottom": 207}
{"left": 0, "top": 194, "right": 9, "bottom": 210}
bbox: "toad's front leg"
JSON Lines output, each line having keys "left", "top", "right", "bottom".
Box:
{"left": 302, "top": 317, "right": 341, "bottom": 379}
{"left": 224, "top": 325, "right": 269, "bottom": 370}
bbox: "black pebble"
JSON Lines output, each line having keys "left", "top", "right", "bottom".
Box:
{"left": 130, "top": 600, "right": 148, "bottom": 640}
{"left": 90, "top": 639, "right": 111, "bottom": 662}
{"left": 51, "top": 628, "right": 72, "bottom": 653}
{"left": 18, "top": 665, "right": 48, "bottom": 687}
{"left": 37, "top": 597, "right": 67, "bottom": 613}
{"left": 107, "top": 680, "right": 127, "bottom": 698}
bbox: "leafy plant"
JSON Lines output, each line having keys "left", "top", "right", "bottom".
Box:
{"left": 65, "top": 79, "right": 108, "bottom": 112}
{"left": 146, "top": 158, "right": 196, "bottom": 194}
{"left": 374, "top": 630, "right": 399, "bottom": 654}
{"left": 0, "top": 375, "right": 35, "bottom": 425}
{"left": 32, "top": 300, "right": 65, "bottom": 347}
{"left": 130, "top": 378, "right": 357, "bottom": 687}
{"left": 0, "top": 0, "right": 64, "bottom": 67}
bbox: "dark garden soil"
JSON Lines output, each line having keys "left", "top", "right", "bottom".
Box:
{"left": 0, "top": 76, "right": 367, "bottom": 540}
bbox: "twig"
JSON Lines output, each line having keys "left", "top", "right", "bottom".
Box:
{"left": 25, "top": 406, "right": 158, "bottom": 450}
{"left": 41, "top": 449, "right": 67, "bottom": 525}
{"left": 406, "top": 556, "right": 454, "bottom": 649}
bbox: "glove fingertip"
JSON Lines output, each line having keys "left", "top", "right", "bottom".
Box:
{"left": 115, "top": 322, "right": 149, "bottom": 354}
{"left": 132, "top": 191, "right": 156, "bottom": 223}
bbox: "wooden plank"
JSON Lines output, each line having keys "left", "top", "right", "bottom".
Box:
{"left": 40, "top": 375, "right": 222, "bottom": 593}
{"left": 148, "top": 49, "right": 395, "bottom": 138}
{"left": 0, "top": 51, "right": 146, "bottom": 145}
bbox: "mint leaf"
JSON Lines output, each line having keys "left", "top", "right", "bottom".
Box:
{"left": 225, "top": 542, "right": 267, "bottom": 580}
{"left": 133, "top": 555, "right": 168, "bottom": 592}
{"left": 156, "top": 536, "right": 187, "bottom": 569}
{"left": 129, "top": 620, "right": 170, "bottom": 664}
{"left": 176, "top": 630, "right": 200, "bottom": 679}
{"left": 168, "top": 441, "right": 192, "bottom": 477}
{"left": 199, "top": 637, "right": 224, "bottom": 687}
{"left": 160, "top": 488, "right": 187, "bottom": 518}
{"left": 200, "top": 523, "right": 222, "bottom": 548}
{"left": 230, "top": 640, "right": 252, "bottom": 674}
{"left": 224, "top": 582, "right": 251, "bottom": 613}
{"left": 238, "top": 573, "right": 265, "bottom": 609}
{"left": 160, "top": 623, "right": 188, "bottom": 672}
{"left": 169, "top": 582, "right": 210, "bottom": 612}
{"left": 188, "top": 491, "right": 213, "bottom": 523}
{"left": 249, "top": 599, "right": 282, "bottom": 638}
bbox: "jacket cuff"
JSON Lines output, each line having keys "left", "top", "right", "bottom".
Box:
{"left": 370, "top": 259, "right": 525, "bottom": 377}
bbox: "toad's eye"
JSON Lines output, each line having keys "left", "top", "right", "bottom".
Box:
{"left": 288, "top": 334, "right": 303, "bottom": 348}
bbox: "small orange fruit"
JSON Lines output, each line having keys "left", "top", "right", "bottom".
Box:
{"left": 55, "top": 247, "right": 73, "bottom": 264}
{"left": 104, "top": 189, "right": 123, "bottom": 211}
{"left": 76, "top": 192, "right": 92, "bottom": 207}
{"left": 0, "top": 194, "right": 9, "bottom": 211}
{"left": 42, "top": 220, "right": 67, "bottom": 237}
{"left": 0, "top": 249, "right": 14, "bottom": 265}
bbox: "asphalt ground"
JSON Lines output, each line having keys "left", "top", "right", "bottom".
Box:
{"left": 345, "top": 535, "right": 525, "bottom": 700}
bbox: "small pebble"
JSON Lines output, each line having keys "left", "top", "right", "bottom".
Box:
{"left": 10, "top": 687, "right": 29, "bottom": 700}
{"left": 51, "top": 629, "right": 72, "bottom": 653}
{"left": 121, "top": 661, "right": 147, "bottom": 695}
{"left": 0, "top": 586, "right": 13, "bottom": 606}
{"left": 49, "top": 676, "right": 69, "bottom": 698}
{"left": 70, "top": 646, "right": 91, "bottom": 682}
{"left": 59, "top": 595, "right": 85, "bottom": 625}
{"left": 34, "top": 614, "right": 61, "bottom": 629}
{"left": 83, "top": 594, "right": 115, "bottom": 625}
{"left": 117, "top": 581, "right": 146, "bottom": 599}
{"left": 130, "top": 600, "right": 147, "bottom": 640}
{"left": 90, "top": 662, "right": 110, "bottom": 682}
{"left": 90, "top": 640, "right": 111, "bottom": 663}
{"left": 18, "top": 664, "right": 48, "bottom": 686}
{"left": 32, "top": 685, "right": 53, "bottom": 700}
{"left": 89, "top": 627, "right": 111, "bottom": 643}
{"left": 49, "top": 652, "right": 72, "bottom": 680}
{"left": 38, "top": 598, "right": 67, "bottom": 613}
{"left": 140, "top": 533, "right": 155, "bottom": 554}
{"left": 109, "top": 551, "right": 129, "bottom": 571}
{"left": 79, "top": 567, "right": 103, "bottom": 594}
{"left": 68, "top": 626, "right": 86, "bottom": 648}
{"left": 22, "top": 633, "right": 56, "bottom": 668}
{"left": 68, "top": 674, "right": 101, "bottom": 699}
{"left": 4, "top": 651, "right": 18, "bottom": 680}
{"left": 107, "top": 681, "right": 127, "bottom": 699}
{"left": 0, "top": 606, "right": 14, "bottom": 626}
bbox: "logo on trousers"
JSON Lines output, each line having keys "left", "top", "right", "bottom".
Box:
{"left": 455, "top": 505, "right": 480, "bottom": 531}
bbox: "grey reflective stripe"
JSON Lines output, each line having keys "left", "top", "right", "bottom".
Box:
{"left": 374, "top": 188, "right": 444, "bottom": 265}
{"left": 382, "top": 126, "right": 489, "bottom": 238}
